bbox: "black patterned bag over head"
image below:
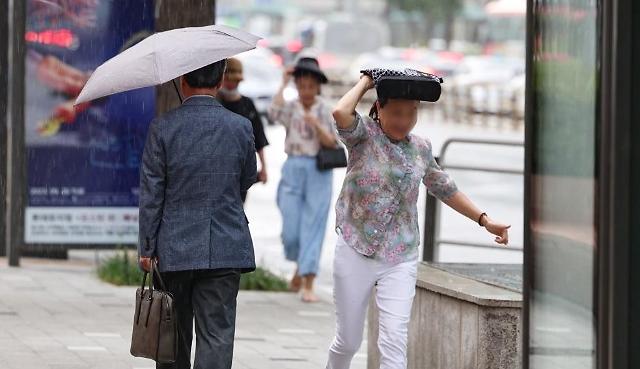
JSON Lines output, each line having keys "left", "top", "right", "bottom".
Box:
{"left": 361, "top": 68, "right": 444, "bottom": 102}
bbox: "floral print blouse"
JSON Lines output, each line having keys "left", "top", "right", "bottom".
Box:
{"left": 335, "top": 113, "right": 458, "bottom": 263}
{"left": 268, "top": 97, "right": 335, "bottom": 156}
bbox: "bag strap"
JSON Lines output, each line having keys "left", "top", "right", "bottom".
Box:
{"left": 150, "top": 260, "right": 168, "bottom": 291}
{"left": 140, "top": 266, "right": 153, "bottom": 293}
{"left": 140, "top": 270, "right": 148, "bottom": 291}
{"left": 140, "top": 260, "right": 165, "bottom": 293}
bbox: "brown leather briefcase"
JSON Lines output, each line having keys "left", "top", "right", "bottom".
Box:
{"left": 130, "top": 260, "right": 178, "bottom": 364}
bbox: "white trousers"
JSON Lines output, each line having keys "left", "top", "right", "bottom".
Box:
{"left": 326, "top": 236, "right": 418, "bottom": 369}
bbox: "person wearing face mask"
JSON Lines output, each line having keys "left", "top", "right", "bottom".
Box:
{"left": 218, "top": 58, "right": 269, "bottom": 202}
{"left": 325, "top": 69, "right": 512, "bottom": 369}
{"left": 268, "top": 57, "right": 338, "bottom": 303}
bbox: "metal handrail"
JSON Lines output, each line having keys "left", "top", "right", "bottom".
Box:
{"left": 440, "top": 138, "right": 524, "bottom": 155}
{"left": 423, "top": 138, "right": 524, "bottom": 262}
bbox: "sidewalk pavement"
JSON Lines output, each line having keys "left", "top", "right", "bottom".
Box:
{"left": 0, "top": 257, "right": 367, "bottom": 369}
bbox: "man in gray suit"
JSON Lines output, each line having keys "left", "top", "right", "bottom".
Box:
{"left": 138, "top": 59, "right": 257, "bottom": 369}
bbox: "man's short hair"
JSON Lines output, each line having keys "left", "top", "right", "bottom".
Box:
{"left": 184, "top": 59, "right": 227, "bottom": 88}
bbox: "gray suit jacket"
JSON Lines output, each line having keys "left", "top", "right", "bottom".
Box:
{"left": 138, "top": 96, "right": 257, "bottom": 272}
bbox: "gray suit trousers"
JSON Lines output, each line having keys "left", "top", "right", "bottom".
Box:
{"left": 155, "top": 269, "right": 241, "bottom": 369}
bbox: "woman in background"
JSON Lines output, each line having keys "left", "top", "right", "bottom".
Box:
{"left": 269, "top": 57, "right": 337, "bottom": 303}
{"left": 219, "top": 57, "right": 269, "bottom": 202}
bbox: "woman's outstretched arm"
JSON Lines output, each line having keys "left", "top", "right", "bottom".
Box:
{"left": 442, "top": 191, "right": 511, "bottom": 245}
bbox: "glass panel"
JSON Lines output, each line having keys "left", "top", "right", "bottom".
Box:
{"left": 529, "top": 1, "right": 598, "bottom": 368}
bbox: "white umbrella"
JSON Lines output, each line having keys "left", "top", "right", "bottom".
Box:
{"left": 75, "top": 24, "right": 261, "bottom": 105}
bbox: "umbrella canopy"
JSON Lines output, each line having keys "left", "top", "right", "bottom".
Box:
{"left": 75, "top": 24, "right": 261, "bottom": 105}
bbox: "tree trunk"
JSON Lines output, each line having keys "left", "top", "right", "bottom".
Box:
{"left": 5, "top": 0, "right": 27, "bottom": 266}
{"left": 155, "top": 0, "right": 217, "bottom": 115}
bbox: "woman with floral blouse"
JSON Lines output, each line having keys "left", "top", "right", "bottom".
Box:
{"left": 325, "top": 70, "right": 511, "bottom": 369}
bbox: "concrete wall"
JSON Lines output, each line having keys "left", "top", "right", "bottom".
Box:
{"left": 367, "top": 264, "right": 522, "bottom": 369}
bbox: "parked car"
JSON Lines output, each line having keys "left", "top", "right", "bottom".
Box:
{"left": 451, "top": 55, "right": 524, "bottom": 114}
{"left": 347, "top": 47, "right": 464, "bottom": 85}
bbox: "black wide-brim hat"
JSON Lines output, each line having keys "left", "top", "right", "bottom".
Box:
{"left": 361, "top": 68, "right": 444, "bottom": 102}
{"left": 294, "top": 57, "right": 329, "bottom": 84}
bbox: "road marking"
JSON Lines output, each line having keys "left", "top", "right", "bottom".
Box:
{"left": 1, "top": 275, "right": 33, "bottom": 282}
{"left": 270, "top": 357, "right": 307, "bottom": 361}
{"left": 535, "top": 327, "right": 572, "bottom": 333}
{"left": 83, "top": 332, "right": 121, "bottom": 338}
{"left": 67, "top": 345, "right": 107, "bottom": 352}
{"left": 297, "top": 310, "right": 331, "bottom": 317}
{"left": 277, "top": 328, "right": 316, "bottom": 335}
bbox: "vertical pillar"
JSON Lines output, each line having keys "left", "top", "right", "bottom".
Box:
{"left": 6, "top": 0, "right": 27, "bottom": 266}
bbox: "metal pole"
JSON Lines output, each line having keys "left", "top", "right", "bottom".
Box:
{"left": 522, "top": 0, "right": 535, "bottom": 367}
{"left": 6, "top": 0, "right": 26, "bottom": 267}
{"left": 598, "top": 0, "right": 633, "bottom": 367}
{"left": 0, "top": 0, "right": 9, "bottom": 257}
{"left": 422, "top": 192, "right": 438, "bottom": 263}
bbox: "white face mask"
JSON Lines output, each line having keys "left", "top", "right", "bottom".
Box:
{"left": 217, "top": 87, "right": 241, "bottom": 100}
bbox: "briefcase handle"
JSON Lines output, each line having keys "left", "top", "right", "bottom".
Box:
{"left": 140, "top": 259, "right": 168, "bottom": 293}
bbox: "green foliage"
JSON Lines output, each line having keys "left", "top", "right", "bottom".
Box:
{"left": 97, "top": 249, "right": 290, "bottom": 292}
{"left": 240, "top": 267, "right": 289, "bottom": 291}
{"left": 97, "top": 248, "right": 144, "bottom": 286}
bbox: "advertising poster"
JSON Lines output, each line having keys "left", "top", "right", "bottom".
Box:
{"left": 24, "top": 0, "right": 155, "bottom": 244}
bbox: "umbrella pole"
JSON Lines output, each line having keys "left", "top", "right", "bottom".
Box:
{"left": 172, "top": 79, "right": 183, "bottom": 104}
